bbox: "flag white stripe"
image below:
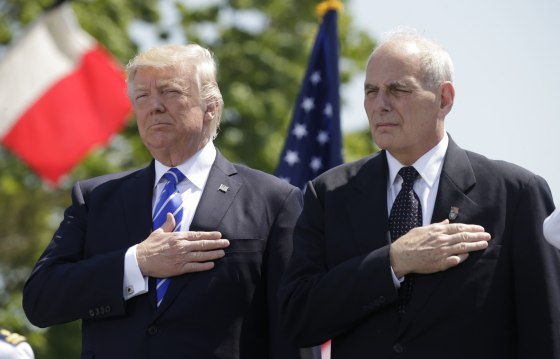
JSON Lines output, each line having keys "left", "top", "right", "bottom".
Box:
{"left": 0, "top": 3, "right": 94, "bottom": 137}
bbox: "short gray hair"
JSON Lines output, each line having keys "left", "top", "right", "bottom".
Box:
{"left": 374, "top": 27, "right": 454, "bottom": 90}
{"left": 126, "top": 44, "right": 224, "bottom": 139}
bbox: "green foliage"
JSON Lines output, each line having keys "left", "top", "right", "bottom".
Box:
{"left": 177, "top": 0, "right": 377, "bottom": 172}
{"left": 343, "top": 127, "right": 378, "bottom": 163}
{"left": 0, "top": 0, "right": 376, "bottom": 357}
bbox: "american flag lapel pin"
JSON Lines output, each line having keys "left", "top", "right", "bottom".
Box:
{"left": 218, "top": 184, "right": 229, "bottom": 193}
{"left": 449, "top": 206, "right": 459, "bottom": 221}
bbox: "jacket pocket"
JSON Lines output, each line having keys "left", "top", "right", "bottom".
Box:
{"left": 224, "top": 238, "right": 265, "bottom": 253}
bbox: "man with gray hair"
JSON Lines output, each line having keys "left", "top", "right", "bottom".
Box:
{"left": 280, "top": 30, "right": 560, "bottom": 358}
{"left": 23, "top": 44, "right": 317, "bottom": 359}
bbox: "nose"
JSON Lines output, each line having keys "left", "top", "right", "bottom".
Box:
{"left": 373, "top": 90, "right": 392, "bottom": 112}
{"left": 365, "top": 90, "right": 392, "bottom": 116}
{"left": 148, "top": 94, "right": 165, "bottom": 114}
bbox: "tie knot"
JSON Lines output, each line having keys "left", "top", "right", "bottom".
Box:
{"left": 398, "top": 166, "right": 419, "bottom": 187}
{"left": 163, "top": 168, "right": 185, "bottom": 186}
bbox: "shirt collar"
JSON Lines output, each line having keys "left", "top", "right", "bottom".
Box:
{"left": 153, "top": 141, "right": 216, "bottom": 190}
{"left": 386, "top": 133, "right": 449, "bottom": 188}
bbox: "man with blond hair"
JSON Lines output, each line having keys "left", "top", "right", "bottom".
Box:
{"left": 24, "top": 44, "right": 317, "bottom": 359}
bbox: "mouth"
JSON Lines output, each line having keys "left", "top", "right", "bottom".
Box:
{"left": 375, "top": 122, "right": 398, "bottom": 129}
{"left": 148, "top": 121, "right": 172, "bottom": 129}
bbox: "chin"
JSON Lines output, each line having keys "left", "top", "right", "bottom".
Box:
{"left": 372, "top": 134, "right": 394, "bottom": 150}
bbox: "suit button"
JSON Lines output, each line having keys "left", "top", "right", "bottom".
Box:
{"left": 105, "top": 306, "right": 111, "bottom": 313}
{"left": 147, "top": 326, "right": 158, "bottom": 335}
{"left": 378, "top": 296, "right": 386, "bottom": 304}
{"left": 89, "top": 310, "right": 95, "bottom": 317}
{"left": 393, "top": 343, "right": 404, "bottom": 354}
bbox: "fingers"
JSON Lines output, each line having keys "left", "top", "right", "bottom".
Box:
{"left": 185, "top": 248, "right": 227, "bottom": 263}
{"left": 183, "top": 262, "right": 216, "bottom": 273}
{"left": 160, "top": 213, "right": 176, "bottom": 232}
{"left": 168, "top": 232, "right": 229, "bottom": 250}
{"left": 441, "top": 253, "right": 469, "bottom": 271}
{"left": 445, "top": 227, "right": 491, "bottom": 247}
{"left": 182, "top": 231, "right": 223, "bottom": 242}
{"left": 450, "top": 237, "right": 491, "bottom": 252}
{"left": 137, "top": 230, "right": 230, "bottom": 277}
{"left": 391, "top": 221, "right": 492, "bottom": 276}
{"left": 435, "top": 220, "right": 487, "bottom": 235}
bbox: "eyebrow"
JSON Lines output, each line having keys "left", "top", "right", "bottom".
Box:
{"left": 134, "top": 79, "right": 188, "bottom": 92}
{"left": 364, "top": 80, "right": 413, "bottom": 91}
{"left": 387, "top": 80, "right": 410, "bottom": 88}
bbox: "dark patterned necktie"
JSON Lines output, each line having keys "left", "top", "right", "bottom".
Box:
{"left": 388, "top": 166, "right": 422, "bottom": 316}
{"left": 152, "top": 168, "right": 185, "bottom": 307}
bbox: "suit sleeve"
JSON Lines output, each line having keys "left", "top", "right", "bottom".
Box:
{"left": 512, "top": 175, "right": 560, "bottom": 357}
{"left": 266, "top": 186, "right": 320, "bottom": 359}
{"left": 23, "top": 182, "right": 128, "bottom": 327}
{"left": 279, "top": 180, "right": 399, "bottom": 347}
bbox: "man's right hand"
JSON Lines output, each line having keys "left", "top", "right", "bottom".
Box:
{"left": 390, "top": 219, "right": 491, "bottom": 278}
{"left": 136, "top": 213, "right": 230, "bottom": 278}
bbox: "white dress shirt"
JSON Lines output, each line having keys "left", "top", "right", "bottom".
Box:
{"left": 544, "top": 208, "right": 560, "bottom": 249}
{"left": 122, "top": 141, "right": 216, "bottom": 299}
{"left": 386, "top": 134, "right": 448, "bottom": 285}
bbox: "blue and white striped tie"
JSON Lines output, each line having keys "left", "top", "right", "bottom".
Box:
{"left": 153, "top": 167, "right": 185, "bottom": 306}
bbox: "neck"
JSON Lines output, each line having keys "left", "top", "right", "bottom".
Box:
{"left": 153, "top": 139, "right": 209, "bottom": 167}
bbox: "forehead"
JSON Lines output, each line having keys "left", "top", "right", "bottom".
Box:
{"left": 133, "top": 65, "right": 191, "bottom": 88}
{"left": 365, "top": 41, "right": 422, "bottom": 85}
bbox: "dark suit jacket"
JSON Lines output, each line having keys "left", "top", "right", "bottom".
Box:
{"left": 23, "top": 151, "right": 318, "bottom": 359}
{"left": 279, "top": 137, "right": 560, "bottom": 358}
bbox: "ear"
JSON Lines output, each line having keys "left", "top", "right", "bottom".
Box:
{"left": 204, "top": 102, "right": 217, "bottom": 120}
{"left": 438, "top": 81, "right": 455, "bottom": 116}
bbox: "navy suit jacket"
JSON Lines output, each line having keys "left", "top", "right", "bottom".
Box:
{"left": 280, "top": 137, "right": 560, "bottom": 358}
{"left": 23, "top": 151, "right": 318, "bottom": 359}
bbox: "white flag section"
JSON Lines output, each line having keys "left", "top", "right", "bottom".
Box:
{"left": 0, "top": 3, "right": 130, "bottom": 184}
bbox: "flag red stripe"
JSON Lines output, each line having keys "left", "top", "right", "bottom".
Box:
{"left": 2, "top": 46, "right": 131, "bottom": 184}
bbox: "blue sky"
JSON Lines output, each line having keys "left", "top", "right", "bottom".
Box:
{"left": 344, "top": 0, "right": 560, "bottom": 205}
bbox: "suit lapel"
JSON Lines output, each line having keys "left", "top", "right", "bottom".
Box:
{"left": 189, "top": 151, "right": 241, "bottom": 232}
{"left": 431, "top": 138, "right": 477, "bottom": 224}
{"left": 119, "top": 162, "right": 157, "bottom": 308}
{"left": 346, "top": 152, "right": 390, "bottom": 254}
{"left": 399, "top": 137, "right": 478, "bottom": 331}
{"left": 156, "top": 151, "right": 241, "bottom": 315}
{"left": 120, "top": 162, "right": 155, "bottom": 249}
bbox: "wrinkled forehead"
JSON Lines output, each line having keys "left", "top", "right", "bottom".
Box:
{"left": 129, "top": 62, "right": 195, "bottom": 83}
{"left": 366, "top": 42, "right": 423, "bottom": 84}
{"left": 132, "top": 65, "right": 195, "bottom": 89}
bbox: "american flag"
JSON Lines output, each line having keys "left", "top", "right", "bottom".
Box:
{"left": 275, "top": 7, "right": 343, "bottom": 190}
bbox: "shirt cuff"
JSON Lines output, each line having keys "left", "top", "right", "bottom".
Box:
{"left": 123, "top": 244, "right": 149, "bottom": 300}
{"left": 544, "top": 208, "right": 560, "bottom": 249}
{"left": 390, "top": 266, "right": 404, "bottom": 289}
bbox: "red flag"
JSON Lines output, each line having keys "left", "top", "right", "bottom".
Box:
{"left": 0, "top": 3, "right": 131, "bottom": 185}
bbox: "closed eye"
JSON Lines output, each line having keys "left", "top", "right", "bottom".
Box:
{"left": 389, "top": 87, "right": 412, "bottom": 95}
{"left": 364, "top": 85, "right": 379, "bottom": 95}
{"left": 388, "top": 84, "right": 412, "bottom": 95}
{"left": 135, "top": 93, "right": 148, "bottom": 101}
